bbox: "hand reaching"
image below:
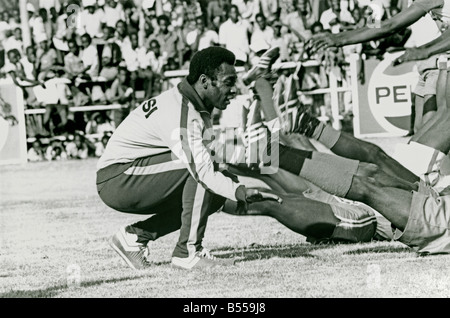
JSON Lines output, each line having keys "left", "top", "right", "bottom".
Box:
{"left": 392, "top": 47, "right": 429, "bottom": 66}
{"left": 305, "top": 32, "right": 337, "bottom": 57}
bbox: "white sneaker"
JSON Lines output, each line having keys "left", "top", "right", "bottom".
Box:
{"left": 171, "top": 248, "right": 235, "bottom": 270}
{"left": 109, "top": 227, "right": 151, "bottom": 269}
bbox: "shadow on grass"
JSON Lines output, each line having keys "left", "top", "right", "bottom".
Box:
{"left": 0, "top": 275, "right": 147, "bottom": 298}
{"left": 343, "top": 245, "right": 412, "bottom": 255}
{"left": 212, "top": 243, "right": 333, "bottom": 262}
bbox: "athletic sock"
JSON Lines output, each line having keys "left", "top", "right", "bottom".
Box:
{"left": 310, "top": 123, "right": 341, "bottom": 149}
{"left": 278, "top": 144, "right": 312, "bottom": 175}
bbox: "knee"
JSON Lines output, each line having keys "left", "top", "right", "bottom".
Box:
{"left": 357, "top": 162, "right": 380, "bottom": 178}
{"left": 347, "top": 175, "right": 380, "bottom": 202}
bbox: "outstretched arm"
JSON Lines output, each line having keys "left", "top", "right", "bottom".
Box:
{"left": 307, "top": 2, "right": 434, "bottom": 53}
{"left": 393, "top": 28, "right": 450, "bottom": 65}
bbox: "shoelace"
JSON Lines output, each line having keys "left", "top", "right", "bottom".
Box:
{"left": 140, "top": 245, "right": 152, "bottom": 265}
{"left": 197, "top": 248, "right": 216, "bottom": 260}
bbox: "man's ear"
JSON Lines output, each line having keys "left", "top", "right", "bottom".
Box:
{"left": 200, "top": 74, "right": 208, "bottom": 89}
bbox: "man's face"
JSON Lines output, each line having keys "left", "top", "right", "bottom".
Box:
{"left": 296, "top": 0, "right": 307, "bottom": 13}
{"left": 229, "top": 7, "right": 238, "bottom": 22}
{"left": 14, "top": 29, "right": 22, "bottom": 40}
{"left": 81, "top": 36, "right": 90, "bottom": 49}
{"left": 26, "top": 48, "right": 36, "bottom": 61}
{"left": 116, "top": 21, "right": 126, "bottom": 36}
{"left": 204, "top": 63, "right": 237, "bottom": 111}
{"left": 39, "top": 40, "right": 48, "bottom": 51}
{"left": 68, "top": 42, "right": 78, "bottom": 54}
{"left": 159, "top": 18, "right": 168, "bottom": 33}
{"left": 196, "top": 18, "right": 205, "bottom": 32}
{"left": 130, "top": 34, "right": 138, "bottom": 48}
{"left": 8, "top": 51, "right": 19, "bottom": 64}
{"left": 118, "top": 69, "right": 127, "bottom": 82}
{"left": 109, "top": 0, "right": 117, "bottom": 8}
{"left": 149, "top": 41, "right": 160, "bottom": 55}
{"left": 256, "top": 16, "right": 266, "bottom": 29}
{"left": 331, "top": 0, "right": 340, "bottom": 12}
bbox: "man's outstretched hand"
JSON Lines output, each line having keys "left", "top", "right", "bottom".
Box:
{"left": 392, "top": 47, "right": 429, "bottom": 66}
{"left": 235, "top": 186, "right": 283, "bottom": 215}
{"left": 305, "top": 32, "right": 337, "bottom": 57}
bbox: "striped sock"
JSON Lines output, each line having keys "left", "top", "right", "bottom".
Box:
{"left": 311, "top": 123, "right": 341, "bottom": 149}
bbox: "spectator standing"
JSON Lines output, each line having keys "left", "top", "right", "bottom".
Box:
{"left": 105, "top": 66, "right": 133, "bottom": 126}
{"left": 0, "top": 10, "right": 12, "bottom": 43}
{"left": 102, "top": 0, "right": 126, "bottom": 28}
{"left": 182, "top": 0, "right": 203, "bottom": 31}
{"left": 35, "top": 35, "right": 58, "bottom": 82}
{"left": 113, "top": 19, "right": 132, "bottom": 53}
{"left": 79, "top": 33, "right": 100, "bottom": 79}
{"left": 78, "top": 0, "right": 105, "bottom": 40}
{"left": 206, "top": 0, "right": 227, "bottom": 27}
{"left": 3, "top": 27, "right": 24, "bottom": 55}
{"left": 320, "top": 0, "right": 355, "bottom": 33}
{"left": 279, "top": 0, "right": 296, "bottom": 21}
{"left": 250, "top": 13, "right": 275, "bottom": 56}
{"left": 231, "top": 0, "right": 258, "bottom": 21}
{"left": 185, "top": 15, "right": 219, "bottom": 53}
{"left": 284, "top": 0, "right": 316, "bottom": 43}
{"left": 270, "top": 20, "right": 292, "bottom": 62}
{"left": 139, "top": 1, "right": 159, "bottom": 46}
{"left": 147, "top": 14, "right": 184, "bottom": 63}
{"left": 63, "top": 39, "right": 92, "bottom": 106}
{"left": 219, "top": 5, "right": 251, "bottom": 66}
{"left": 259, "top": 0, "right": 279, "bottom": 23}
{"left": 145, "top": 39, "right": 167, "bottom": 96}
{"left": 122, "top": 32, "right": 154, "bottom": 100}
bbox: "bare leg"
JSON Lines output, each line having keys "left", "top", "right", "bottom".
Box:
{"left": 356, "top": 162, "right": 418, "bottom": 191}
{"left": 346, "top": 176, "right": 412, "bottom": 231}
{"left": 222, "top": 189, "right": 340, "bottom": 240}
{"left": 330, "top": 131, "right": 419, "bottom": 183}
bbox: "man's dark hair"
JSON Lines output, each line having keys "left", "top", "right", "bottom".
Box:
{"left": 255, "top": 13, "right": 266, "bottom": 21}
{"left": 186, "top": 46, "right": 235, "bottom": 84}
{"left": 157, "top": 14, "right": 170, "bottom": 25}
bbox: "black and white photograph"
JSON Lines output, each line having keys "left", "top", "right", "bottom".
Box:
{"left": 1, "top": 0, "right": 450, "bottom": 303}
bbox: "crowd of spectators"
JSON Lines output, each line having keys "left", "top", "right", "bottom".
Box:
{"left": 0, "top": 0, "right": 413, "bottom": 161}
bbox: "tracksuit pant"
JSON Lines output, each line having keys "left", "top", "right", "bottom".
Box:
{"left": 96, "top": 151, "right": 226, "bottom": 259}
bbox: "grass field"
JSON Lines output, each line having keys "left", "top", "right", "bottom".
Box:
{"left": 2, "top": 136, "right": 450, "bottom": 299}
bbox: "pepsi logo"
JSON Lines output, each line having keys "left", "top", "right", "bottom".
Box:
{"left": 367, "top": 52, "right": 419, "bottom": 135}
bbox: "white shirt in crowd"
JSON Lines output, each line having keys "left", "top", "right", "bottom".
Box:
{"left": 185, "top": 29, "right": 219, "bottom": 51}
{"left": 78, "top": 8, "right": 105, "bottom": 38}
{"left": 3, "top": 36, "right": 24, "bottom": 55}
{"left": 231, "top": 0, "right": 259, "bottom": 21}
{"left": 102, "top": 2, "right": 126, "bottom": 28}
{"left": 122, "top": 45, "right": 149, "bottom": 72}
{"left": 219, "top": 18, "right": 251, "bottom": 63}
{"left": 80, "top": 44, "right": 99, "bottom": 77}
{"left": 250, "top": 24, "right": 274, "bottom": 53}
{"left": 0, "top": 20, "right": 10, "bottom": 42}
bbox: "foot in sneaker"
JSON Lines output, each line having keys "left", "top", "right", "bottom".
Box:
{"left": 171, "top": 248, "right": 235, "bottom": 270}
{"left": 242, "top": 47, "right": 280, "bottom": 85}
{"left": 292, "top": 109, "right": 321, "bottom": 137}
{"left": 109, "top": 227, "right": 151, "bottom": 270}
